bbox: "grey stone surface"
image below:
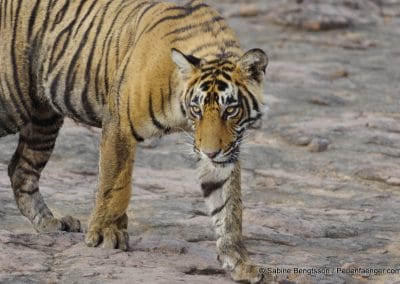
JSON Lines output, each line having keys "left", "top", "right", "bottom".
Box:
{"left": 1, "top": 0, "right": 400, "bottom": 283}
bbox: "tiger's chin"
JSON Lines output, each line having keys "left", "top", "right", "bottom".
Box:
{"left": 198, "top": 154, "right": 238, "bottom": 168}
{"left": 194, "top": 147, "right": 240, "bottom": 168}
{"left": 212, "top": 157, "right": 238, "bottom": 166}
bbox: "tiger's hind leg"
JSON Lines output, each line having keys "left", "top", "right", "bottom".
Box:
{"left": 8, "top": 109, "right": 81, "bottom": 232}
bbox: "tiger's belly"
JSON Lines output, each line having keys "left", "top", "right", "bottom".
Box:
{"left": 41, "top": 72, "right": 105, "bottom": 128}
{"left": 0, "top": 91, "right": 24, "bottom": 137}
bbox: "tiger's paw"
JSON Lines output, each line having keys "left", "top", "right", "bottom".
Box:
{"left": 230, "top": 262, "right": 277, "bottom": 284}
{"left": 60, "top": 215, "right": 82, "bottom": 232}
{"left": 34, "top": 215, "right": 81, "bottom": 233}
{"left": 85, "top": 224, "right": 129, "bottom": 251}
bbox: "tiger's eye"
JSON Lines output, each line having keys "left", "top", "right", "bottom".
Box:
{"left": 191, "top": 106, "right": 201, "bottom": 114}
{"left": 225, "top": 106, "right": 236, "bottom": 114}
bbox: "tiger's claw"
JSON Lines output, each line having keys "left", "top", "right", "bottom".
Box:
{"left": 85, "top": 225, "right": 129, "bottom": 251}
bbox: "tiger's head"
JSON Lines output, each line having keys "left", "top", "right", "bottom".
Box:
{"left": 172, "top": 49, "right": 268, "bottom": 165}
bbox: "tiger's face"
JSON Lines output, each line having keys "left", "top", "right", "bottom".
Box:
{"left": 172, "top": 49, "right": 268, "bottom": 165}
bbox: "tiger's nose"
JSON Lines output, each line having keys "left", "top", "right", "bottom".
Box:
{"left": 203, "top": 150, "right": 220, "bottom": 159}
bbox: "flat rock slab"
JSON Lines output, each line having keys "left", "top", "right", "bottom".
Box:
{"left": 267, "top": 0, "right": 382, "bottom": 30}
{"left": 1, "top": 0, "right": 400, "bottom": 283}
{"left": 0, "top": 230, "right": 231, "bottom": 284}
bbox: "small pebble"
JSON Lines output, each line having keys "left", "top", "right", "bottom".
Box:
{"left": 239, "top": 4, "right": 259, "bottom": 17}
{"left": 308, "top": 137, "right": 330, "bottom": 152}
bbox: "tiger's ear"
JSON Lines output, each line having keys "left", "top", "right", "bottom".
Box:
{"left": 238, "top": 49, "right": 268, "bottom": 83}
{"left": 171, "top": 48, "right": 201, "bottom": 80}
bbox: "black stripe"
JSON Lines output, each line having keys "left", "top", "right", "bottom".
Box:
{"left": 11, "top": 0, "right": 30, "bottom": 117}
{"left": 48, "top": 0, "right": 88, "bottom": 71}
{"left": 222, "top": 65, "right": 235, "bottom": 72}
{"left": 31, "top": 113, "right": 63, "bottom": 127}
{"left": 212, "top": 157, "right": 237, "bottom": 165}
{"left": 49, "top": 73, "right": 63, "bottom": 113}
{"left": 149, "top": 93, "right": 170, "bottom": 132}
{"left": 27, "top": 0, "right": 40, "bottom": 40}
{"left": 203, "top": 59, "right": 222, "bottom": 66}
{"left": 145, "top": 3, "right": 208, "bottom": 34}
{"left": 15, "top": 187, "right": 39, "bottom": 195}
{"left": 20, "top": 155, "right": 47, "bottom": 170}
{"left": 95, "top": 2, "right": 130, "bottom": 102}
{"left": 239, "top": 85, "right": 259, "bottom": 112}
{"left": 171, "top": 21, "right": 226, "bottom": 44}
{"left": 115, "top": 47, "right": 135, "bottom": 113}
{"left": 48, "top": 24, "right": 73, "bottom": 70}
{"left": 121, "top": 1, "right": 150, "bottom": 27}
{"left": 239, "top": 113, "right": 262, "bottom": 127}
{"left": 102, "top": 4, "right": 131, "bottom": 94}
{"left": 50, "top": 0, "right": 57, "bottom": 9}
{"left": 168, "top": 74, "right": 173, "bottom": 111}
{"left": 65, "top": 71, "right": 87, "bottom": 122}
{"left": 64, "top": 7, "right": 98, "bottom": 122}
{"left": 80, "top": 85, "right": 98, "bottom": 124}
{"left": 127, "top": 96, "right": 144, "bottom": 142}
{"left": 201, "top": 178, "right": 228, "bottom": 198}
{"left": 0, "top": 118, "right": 14, "bottom": 135}
{"left": 163, "top": 23, "right": 199, "bottom": 38}
{"left": 215, "top": 79, "right": 228, "bottom": 91}
{"left": 160, "top": 88, "right": 166, "bottom": 117}
{"left": 222, "top": 145, "right": 234, "bottom": 157}
{"left": 4, "top": 77, "right": 28, "bottom": 124}
{"left": 211, "top": 196, "right": 231, "bottom": 216}
{"left": 1, "top": 0, "right": 6, "bottom": 28}
{"left": 165, "top": 16, "right": 225, "bottom": 44}
{"left": 190, "top": 40, "right": 240, "bottom": 55}
{"left": 3, "top": 0, "right": 8, "bottom": 28}
{"left": 35, "top": 126, "right": 61, "bottom": 136}
{"left": 19, "top": 133, "right": 57, "bottom": 146}
{"left": 180, "top": 102, "right": 187, "bottom": 117}
{"left": 0, "top": 83, "right": 19, "bottom": 131}
{"left": 190, "top": 43, "right": 216, "bottom": 55}
{"left": 28, "top": 144, "right": 57, "bottom": 152}
{"left": 33, "top": 0, "right": 53, "bottom": 46}
{"left": 81, "top": 1, "right": 113, "bottom": 125}
{"left": 98, "top": 1, "right": 149, "bottom": 100}
{"left": 200, "top": 73, "right": 213, "bottom": 82}
{"left": 9, "top": 0, "right": 13, "bottom": 23}
{"left": 221, "top": 71, "right": 232, "bottom": 81}
{"left": 73, "top": 0, "right": 97, "bottom": 36}
{"left": 185, "top": 89, "right": 192, "bottom": 112}
{"left": 137, "top": 2, "right": 159, "bottom": 27}
{"left": 201, "top": 65, "right": 217, "bottom": 72}
{"left": 115, "top": 27, "right": 123, "bottom": 68}
{"left": 52, "top": 0, "right": 70, "bottom": 30}
{"left": 238, "top": 89, "right": 251, "bottom": 117}
{"left": 103, "top": 34, "right": 112, "bottom": 93}
{"left": 132, "top": 2, "right": 162, "bottom": 44}
{"left": 18, "top": 167, "right": 40, "bottom": 178}
{"left": 103, "top": 183, "right": 130, "bottom": 199}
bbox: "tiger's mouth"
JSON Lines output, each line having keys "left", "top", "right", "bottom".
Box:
{"left": 194, "top": 142, "right": 240, "bottom": 165}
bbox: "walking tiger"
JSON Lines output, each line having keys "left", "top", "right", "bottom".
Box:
{"left": 0, "top": 0, "right": 269, "bottom": 282}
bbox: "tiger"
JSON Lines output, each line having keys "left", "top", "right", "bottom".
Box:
{"left": 0, "top": 0, "right": 270, "bottom": 283}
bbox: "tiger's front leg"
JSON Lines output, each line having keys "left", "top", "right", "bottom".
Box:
{"left": 200, "top": 162, "right": 274, "bottom": 284}
{"left": 85, "top": 114, "right": 135, "bottom": 251}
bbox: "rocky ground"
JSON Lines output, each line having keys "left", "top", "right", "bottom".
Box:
{"left": 1, "top": 0, "right": 400, "bottom": 283}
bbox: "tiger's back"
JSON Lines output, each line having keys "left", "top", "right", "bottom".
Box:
{"left": 0, "top": 0, "right": 242, "bottom": 133}
{"left": 0, "top": 0, "right": 151, "bottom": 130}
